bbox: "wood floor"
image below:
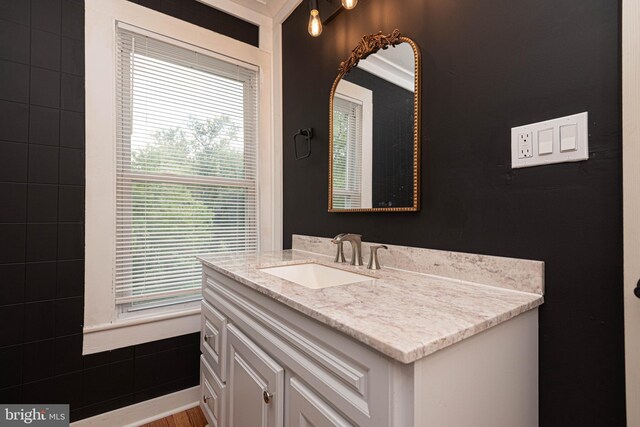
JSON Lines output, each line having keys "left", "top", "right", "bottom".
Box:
{"left": 140, "top": 406, "right": 207, "bottom": 427}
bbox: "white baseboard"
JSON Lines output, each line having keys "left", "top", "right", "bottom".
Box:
{"left": 71, "top": 386, "right": 200, "bottom": 427}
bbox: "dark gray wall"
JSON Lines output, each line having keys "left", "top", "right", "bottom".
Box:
{"left": 282, "top": 1, "right": 624, "bottom": 425}
{"left": 0, "top": 0, "right": 258, "bottom": 421}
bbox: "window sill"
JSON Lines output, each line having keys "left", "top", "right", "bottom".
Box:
{"left": 82, "top": 306, "right": 201, "bottom": 354}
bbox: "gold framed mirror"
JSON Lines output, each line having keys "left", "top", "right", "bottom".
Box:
{"left": 329, "top": 29, "right": 421, "bottom": 212}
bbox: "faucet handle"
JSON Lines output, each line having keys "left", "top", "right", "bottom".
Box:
{"left": 331, "top": 233, "right": 347, "bottom": 243}
{"left": 367, "top": 245, "right": 388, "bottom": 270}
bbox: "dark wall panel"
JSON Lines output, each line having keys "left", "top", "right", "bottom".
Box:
{"left": 282, "top": 1, "right": 624, "bottom": 425}
{"left": 0, "top": 0, "right": 257, "bottom": 421}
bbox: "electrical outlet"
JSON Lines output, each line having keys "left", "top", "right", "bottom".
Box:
{"left": 511, "top": 112, "right": 588, "bottom": 169}
{"left": 518, "top": 132, "right": 533, "bottom": 159}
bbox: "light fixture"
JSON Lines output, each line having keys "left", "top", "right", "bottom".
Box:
{"left": 307, "top": 0, "right": 359, "bottom": 37}
{"left": 308, "top": 0, "right": 323, "bottom": 37}
{"left": 341, "top": 0, "right": 357, "bottom": 9}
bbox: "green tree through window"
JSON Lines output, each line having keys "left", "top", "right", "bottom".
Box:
{"left": 124, "top": 117, "right": 254, "bottom": 301}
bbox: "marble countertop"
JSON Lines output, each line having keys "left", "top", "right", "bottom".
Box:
{"left": 198, "top": 248, "right": 543, "bottom": 364}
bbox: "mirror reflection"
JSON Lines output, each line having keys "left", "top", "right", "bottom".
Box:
{"left": 330, "top": 38, "right": 419, "bottom": 211}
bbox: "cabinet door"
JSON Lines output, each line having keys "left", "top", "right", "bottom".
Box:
{"left": 227, "top": 323, "right": 284, "bottom": 427}
{"left": 288, "top": 377, "right": 353, "bottom": 427}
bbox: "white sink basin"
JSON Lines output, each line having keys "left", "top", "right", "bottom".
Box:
{"left": 259, "top": 263, "right": 372, "bottom": 289}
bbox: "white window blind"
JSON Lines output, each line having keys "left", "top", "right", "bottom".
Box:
{"left": 115, "top": 24, "right": 258, "bottom": 310}
{"left": 333, "top": 96, "right": 363, "bottom": 209}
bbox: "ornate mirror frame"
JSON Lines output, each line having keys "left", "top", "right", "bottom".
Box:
{"left": 328, "top": 29, "right": 421, "bottom": 212}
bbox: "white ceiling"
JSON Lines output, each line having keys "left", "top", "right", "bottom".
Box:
{"left": 358, "top": 43, "right": 415, "bottom": 92}
{"left": 375, "top": 43, "right": 414, "bottom": 77}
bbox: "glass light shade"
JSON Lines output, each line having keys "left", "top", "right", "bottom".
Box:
{"left": 342, "top": 0, "right": 358, "bottom": 9}
{"left": 308, "top": 9, "right": 322, "bottom": 37}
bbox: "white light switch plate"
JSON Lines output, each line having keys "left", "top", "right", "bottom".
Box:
{"left": 511, "top": 112, "right": 588, "bottom": 169}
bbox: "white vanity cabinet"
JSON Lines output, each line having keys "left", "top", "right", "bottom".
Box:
{"left": 199, "top": 264, "right": 539, "bottom": 427}
{"left": 199, "top": 265, "right": 406, "bottom": 427}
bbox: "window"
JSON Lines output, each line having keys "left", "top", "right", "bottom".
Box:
{"left": 84, "top": 0, "right": 278, "bottom": 353}
{"left": 115, "top": 25, "right": 258, "bottom": 315}
{"left": 333, "top": 80, "right": 373, "bottom": 209}
{"left": 333, "top": 96, "right": 363, "bottom": 209}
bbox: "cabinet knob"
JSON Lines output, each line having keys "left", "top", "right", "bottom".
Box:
{"left": 203, "top": 395, "right": 212, "bottom": 403}
{"left": 204, "top": 333, "right": 213, "bottom": 343}
{"left": 263, "top": 390, "right": 274, "bottom": 404}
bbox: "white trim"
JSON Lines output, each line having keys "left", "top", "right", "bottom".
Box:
{"left": 197, "top": 0, "right": 270, "bottom": 27}
{"left": 271, "top": 23, "right": 284, "bottom": 250}
{"left": 273, "top": 0, "right": 303, "bottom": 22}
{"left": 358, "top": 54, "right": 415, "bottom": 93}
{"left": 623, "top": 0, "right": 640, "bottom": 424}
{"left": 268, "top": 0, "right": 302, "bottom": 251}
{"left": 269, "top": 0, "right": 300, "bottom": 18}
{"left": 335, "top": 80, "right": 373, "bottom": 208}
{"left": 71, "top": 387, "right": 199, "bottom": 427}
{"left": 199, "top": 0, "right": 300, "bottom": 21}
{"left": 84, "top": 0, "right": 278, "bottom": 353}
{"left": 83, "top": 310, "right": 200, "bottom": 354}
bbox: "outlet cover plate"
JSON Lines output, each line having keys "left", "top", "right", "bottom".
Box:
{"left": 511, "top": 112, "right": 588, "bottom": 169}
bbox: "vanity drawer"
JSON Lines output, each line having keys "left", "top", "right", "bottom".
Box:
{"left": 201, "top": 300, "right": 227, "bottom": 382}
{"left": 200, "top": 356, "right": 226, "bottom": 427}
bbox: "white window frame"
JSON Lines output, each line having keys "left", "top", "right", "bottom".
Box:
{"left": 83, "top": 0, "right": 278, "bottom": 354}
{"left": 335, "top": 80, "right": 373, "bottom": 208}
